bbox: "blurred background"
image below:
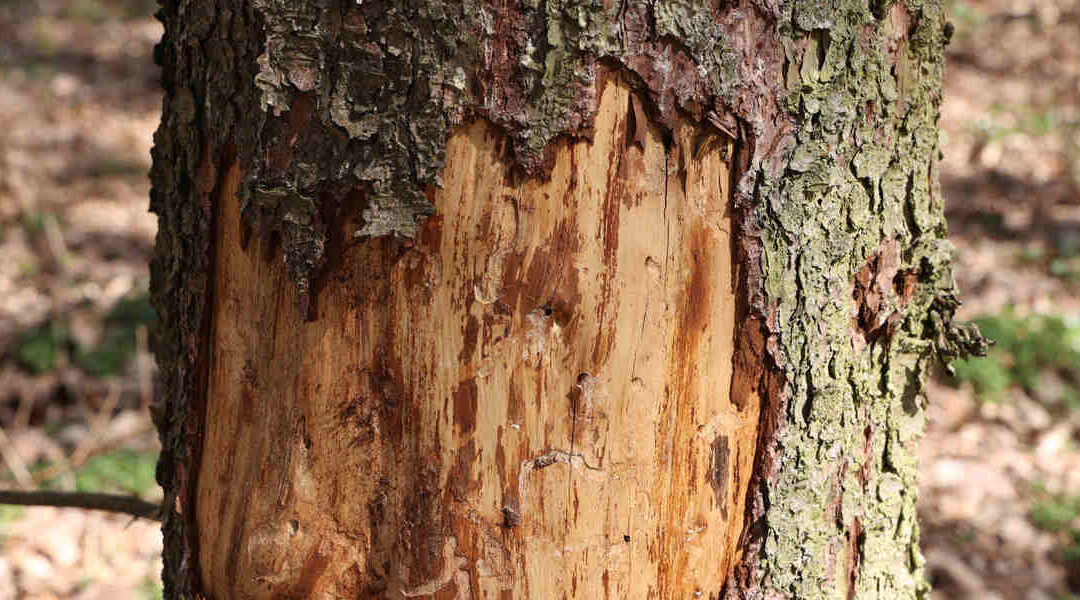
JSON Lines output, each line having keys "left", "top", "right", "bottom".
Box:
{"left": 0, "top": 0, "right": 1077, "bottom": 598}
{"left": 0, "top": 0, "right": 163, "bottom": 598}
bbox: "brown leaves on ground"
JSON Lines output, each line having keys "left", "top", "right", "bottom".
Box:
{"left": 924, "top": 0, "right": 1080, "bottom": 598}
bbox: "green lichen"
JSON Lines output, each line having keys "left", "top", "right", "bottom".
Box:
{"left": 738, "top": 0, "right": 978, "bottom": 597}
{"left": 652, "top": 1, "right": 740, "bottom": 100}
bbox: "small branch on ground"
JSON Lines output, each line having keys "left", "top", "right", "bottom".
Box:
{"left": 0, "top": 427, "right": 34, "bottom": 489}
{"left": 0, "top": 489, "right": 161, "bottom": 521}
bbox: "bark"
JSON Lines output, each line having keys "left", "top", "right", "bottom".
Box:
{"left": 149, "top": 0, "right": 984, "bottom": 598}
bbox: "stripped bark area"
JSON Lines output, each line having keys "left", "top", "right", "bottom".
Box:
{"left": 196, "top": 80, "right": 756, "bottom": 598}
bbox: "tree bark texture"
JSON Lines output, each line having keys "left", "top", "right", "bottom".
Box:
{"left": 150, "top": 0, "right": 982, "bottom": 598}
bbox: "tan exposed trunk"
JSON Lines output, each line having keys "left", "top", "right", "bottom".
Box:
{"left": 195, "top": 78, "right": 758, "bottom": 598}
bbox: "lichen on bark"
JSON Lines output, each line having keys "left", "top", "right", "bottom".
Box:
{"left": 724, "top": 0, "right": 986, "bottom": 598}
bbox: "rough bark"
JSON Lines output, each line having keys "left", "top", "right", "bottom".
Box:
{"left": 149, "top": 0, "right": 984, "bottom": 598}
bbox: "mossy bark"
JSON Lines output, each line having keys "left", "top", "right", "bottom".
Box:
{"left": 150, "top": 0, "right": 982, "bottom": 598}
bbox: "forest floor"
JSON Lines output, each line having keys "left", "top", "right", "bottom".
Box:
{"left": 919, "top": 1, "right": 1080, "bottom": 598}
{"left": 0, "top": 0, "right": 1077, "bottom": 598}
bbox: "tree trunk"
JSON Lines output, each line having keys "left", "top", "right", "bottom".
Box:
{"left": 150, "top": 1, "right": 980, "bottom": 598}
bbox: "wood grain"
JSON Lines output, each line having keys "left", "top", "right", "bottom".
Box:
{"left": 196, "top": 78, "right": 759, "bottom": 599}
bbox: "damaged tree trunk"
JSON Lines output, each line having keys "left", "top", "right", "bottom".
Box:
{"left": 150, "top": 0, "right": 981, "bottom": 598}
{"left": 195, "top": 80, "right": 756, "bottom": 599}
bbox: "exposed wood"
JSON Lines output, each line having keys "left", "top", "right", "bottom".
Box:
{"left": 195, "top": 79, "right": 756, "bottom": 598}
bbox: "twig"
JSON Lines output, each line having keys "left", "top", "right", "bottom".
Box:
{"left": 0, "top": 426, "right": 34, "bottom": 489}
{"left": 42, "top": 210, "right": 70, "bottom": 272}
{"left": 72, "top": 381, "right": 121, "bottom": 466}
{"left": 0, "top": 489, "right": 161, "bottom": 521}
